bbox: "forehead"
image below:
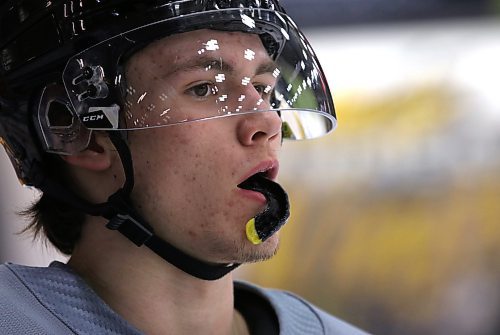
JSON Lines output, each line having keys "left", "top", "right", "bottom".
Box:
{"left": 128, "top": 29, "right": 269, "bottom": 72}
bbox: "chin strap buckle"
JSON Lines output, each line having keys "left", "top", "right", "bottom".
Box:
{"left": 106, "top": 213, "right": 154, "bottom": 246}
{"left": 105, "top": 188, "right": 153, "bottom": 247}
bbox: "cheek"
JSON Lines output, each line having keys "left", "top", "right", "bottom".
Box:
{"left": 129, "top": 126, "right": 234, "bottom": 217}
{"left": 131, "top": 131, "right": 200, "bottom": 193}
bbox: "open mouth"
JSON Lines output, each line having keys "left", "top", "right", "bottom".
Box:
{"left": 237, "top": 172, "right": 290, "bottom": 244}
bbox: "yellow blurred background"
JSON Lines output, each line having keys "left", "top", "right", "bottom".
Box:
{"left": 238, "top": 18, "right": 500, "bottom": 335}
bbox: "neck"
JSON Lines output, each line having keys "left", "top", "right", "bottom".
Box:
{"left": 68, "top": 216, "right": 248, "bottom": 335}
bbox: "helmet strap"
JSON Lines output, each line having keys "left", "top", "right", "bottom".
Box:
{"left": 104, "top": 131, "right": 241, "bottom": 280}
{"left": 33, "top": 131, "right": 239, "bottom": 280}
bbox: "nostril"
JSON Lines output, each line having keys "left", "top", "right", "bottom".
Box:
{"left": 251, "top": 131, "right": 268, "bottom": 142}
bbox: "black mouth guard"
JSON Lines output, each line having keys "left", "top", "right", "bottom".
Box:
{"left": 238, "top": 173, "right": 290, "bottom": 245}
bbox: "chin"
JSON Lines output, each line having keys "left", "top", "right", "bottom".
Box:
{"left": 234, "top": 233, "right": 281, "bottom": 264}
{"left": 204, "top": 230, "right": 281, "bottom": 264}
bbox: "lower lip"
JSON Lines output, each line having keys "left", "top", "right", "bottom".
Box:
{"left": 238, "top": 189, "right": 267, "bottom": 204}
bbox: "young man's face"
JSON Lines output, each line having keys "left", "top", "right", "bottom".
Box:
{"left": 125, "top": 29, "right": 283, "bottom": 264}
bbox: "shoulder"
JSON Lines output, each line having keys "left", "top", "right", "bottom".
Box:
{"left": 0, "top": 263, "right": 72, "bottom": 334}
{"left": 235, "top": 281, "right": 370, "bottom": 335}
{"left": 0, "top": 262, "right": 142, "bottom": 335}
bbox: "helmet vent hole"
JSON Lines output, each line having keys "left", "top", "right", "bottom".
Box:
{"left": 47, "top": 100, "right": 74, "bottom": 129}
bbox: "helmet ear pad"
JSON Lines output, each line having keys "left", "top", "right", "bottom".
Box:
{"left": 34, "top": 83, "right": 92, "bottom": 155}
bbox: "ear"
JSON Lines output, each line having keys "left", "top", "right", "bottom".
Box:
{"left": 60, "top": 132, "right": 113, "bottom": 171}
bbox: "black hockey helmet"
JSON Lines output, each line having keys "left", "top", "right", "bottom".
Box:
{"left": 0, "top": 0, "right": 336, "bottom": 187}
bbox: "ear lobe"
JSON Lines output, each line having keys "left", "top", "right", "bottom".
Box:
{"left": 60, "top": 133, "right": 112, "bottom": 171}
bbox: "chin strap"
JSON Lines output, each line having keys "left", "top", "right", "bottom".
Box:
{"left": 34, "top": 131, "right": 239, "bottom": 280}
{"left": 103, "top": 194, "right": 240, "bottom": 280}
{"left": 105, "top": 132, "right": 240, "bottom": 280}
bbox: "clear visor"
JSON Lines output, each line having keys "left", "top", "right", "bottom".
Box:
{"left": 55, "top": 9, "right": 335, "bottom": 153}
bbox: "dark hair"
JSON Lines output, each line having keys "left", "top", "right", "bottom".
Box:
{"left": 21, "top": 153, "right": 85, "bottom": 255}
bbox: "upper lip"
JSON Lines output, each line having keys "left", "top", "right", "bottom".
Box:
{"left": 238, "top": 159, "right": 280, "bottom": 185}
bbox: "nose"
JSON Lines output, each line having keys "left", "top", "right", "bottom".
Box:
{"left": 236, "top": 110, "right": 282, "bottom": 146}
{"left": 233, "top": 83, "right": 282, "bottom": 146}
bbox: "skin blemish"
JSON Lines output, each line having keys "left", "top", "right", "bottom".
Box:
{"left": 121, "top": 30, "right": 284, "bottom": 267}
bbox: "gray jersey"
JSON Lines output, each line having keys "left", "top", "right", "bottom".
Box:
{"left": 0, "top": 262, "right": 369, "bottom": 334}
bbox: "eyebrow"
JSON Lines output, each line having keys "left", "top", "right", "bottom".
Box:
{"left": 167, "top": 54, "right": 277, "bottom": 76}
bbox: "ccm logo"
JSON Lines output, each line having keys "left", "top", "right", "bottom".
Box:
{"left": 83, "top": 114, "right": 104, "bottom": 122}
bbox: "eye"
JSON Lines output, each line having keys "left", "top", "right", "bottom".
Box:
{"left": 254, "top": 84, "right": 273, "bottom": 99}
{"left": 187, "top": 83, "right": 213, "bottom": 98}
{"left": 254, "top": 84, "right": 265, "bottom": 95}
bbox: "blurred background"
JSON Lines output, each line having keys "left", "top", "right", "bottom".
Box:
{"left": 1, "top": 1, "right": 500, "bottom": 334}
